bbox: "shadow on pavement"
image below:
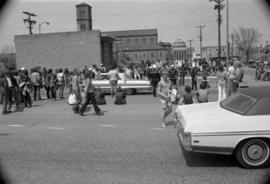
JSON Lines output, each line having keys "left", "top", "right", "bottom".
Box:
{"left": 182, "top": 150, "right": 238, "bottom": 168}
{"left": 177, "top": 141, "right": 238, "bottom": 167}
{"left": 30, "top": 104, "right": 44, "bottom": 108}
{"left": 0, "top": 159, "right": 11, "bottom": 184}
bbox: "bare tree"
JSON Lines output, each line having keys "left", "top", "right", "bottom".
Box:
{"left": 232, "top": 27, "right": 260, "bottom": 63}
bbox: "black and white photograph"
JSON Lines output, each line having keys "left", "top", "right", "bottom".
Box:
{"left": 0, "top": 0, "right": 270, "bottom": 183}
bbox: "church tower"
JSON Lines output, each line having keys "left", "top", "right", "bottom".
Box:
{"left": 76, "top": 3, "right": 92, "bottom": 31}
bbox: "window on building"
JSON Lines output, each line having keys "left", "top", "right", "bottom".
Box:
{"left": 143, "top": 38, "right": 147, "bottom": 44}
{"left": 143, "top": 53, "right": 146, "bottom": 58}
{"left": 127, "top": 39, "right": 131, "bottom": 45}
{"left": 135, "top": 53, "right": 138, "bottom": 58}
{"left": 160, "top": 52, "right": 162, "bottom": 57}
{"left": 135, "top": 38, "right": 138, "bottom": 45}
{"left": 151, "top": 38, "right": 155, "bottom": 44}
{"left": 151, "top": 52, "right": 155, "bottom": 58}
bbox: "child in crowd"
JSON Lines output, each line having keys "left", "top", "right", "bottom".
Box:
{"left": 196, "top": 83, "right": 209, "bottom": 103}
{"left": 179, "top": 85, "right": 195, "bottom": 105}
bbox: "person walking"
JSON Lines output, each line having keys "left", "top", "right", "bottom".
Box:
{"left": 216, "top": 65, "right": 227, "bottom": 102}
{"left": 78, "top": 71, "right": 104, "bottom": 116}
{"left": 157, "top": 72, "right": 172, "bottom": 128}
{"left": 148, "top": 65, "right": 161, "bottom": 97}
{"left": 0, "top": 71, "right": 11, "bottom": 114}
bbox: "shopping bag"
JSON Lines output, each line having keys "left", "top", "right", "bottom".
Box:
{"left": 68, "top": 93, "right": 77, "bottom": 105}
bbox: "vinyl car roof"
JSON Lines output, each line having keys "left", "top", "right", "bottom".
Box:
{"left": 239, "top": 86, "right": 270, "bottom": 99}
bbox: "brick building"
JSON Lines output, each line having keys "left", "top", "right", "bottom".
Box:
{"left": 103, "top": 29, "right": 169, "bottom": 64}
{"left": 15, "top": 2, "right": 116, "bottom": 70}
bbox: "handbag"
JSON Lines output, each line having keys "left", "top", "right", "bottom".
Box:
{"left": 68, "top": 93, "right": 77, "bottom": 105}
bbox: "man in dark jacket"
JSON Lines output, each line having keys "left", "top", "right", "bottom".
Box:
{"left": 79, "top": 71, "right": 104, "bottom": 116}
{"left": 190, "top": 66, "right": 200, "bottom": 90}
{"left": 0, "top": 72, "right": 11, "bottom": 114}
{"left": 168, "top": 65, "right": 177, "bottom": 86}
{"left": 148, "top": 65, "right": 161, "bottom": 97}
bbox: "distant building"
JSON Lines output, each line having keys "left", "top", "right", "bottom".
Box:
{"left": 102, "top": 29, "right": 169, "bottom": 64}
{"left": 15, "top": 2, "right": 116, "bottom": 70}
{"left": 0, "top": 53, "right": 16, "bottom": 70}
{"left": 202, "top": 45, "right": 241, "bottom": 61}
{"left": 172, "top": 39, "right": 193, "bottom": 61}
{"left": 250, "top": 45, "right": 270, "bottom": 61}
{"left": 202, "top": 45, "right": 227, "bottom": 61}
{"left": 159, "top": 41, "right": 173, "bottom": 61}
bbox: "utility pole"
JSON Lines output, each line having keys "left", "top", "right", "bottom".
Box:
{"left": 210, "top": 0, "right": 225, "bottom": 66}
{"left": 226, "top": 0, "right": 229, "bottom": 68}
{"left": 23, "top": 11, "right": 37, "bottom": 35}
{"left": 187, "top": 39, "right": 193, "bottom": 61}
{"left": 196, "top": 25, "right": 204, "bottom": 61}
{"left": 231, "top": 34, "right": 234, "bottom": 58}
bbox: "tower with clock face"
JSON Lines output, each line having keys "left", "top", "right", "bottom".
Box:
{"left": 76, "top": 3, "right": 92, "bottom": 31}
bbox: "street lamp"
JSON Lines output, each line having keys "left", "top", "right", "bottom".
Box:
{"left": 39, "top": 21, "right": 50, "bottom": 34}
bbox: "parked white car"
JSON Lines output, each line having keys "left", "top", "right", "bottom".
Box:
{"left": 92, "top": 73, "right": 152, "bottom": 94}
{"left": 175, "top": 86, "right": 270, "bottom": 168}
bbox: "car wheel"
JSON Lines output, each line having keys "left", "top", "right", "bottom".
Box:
{"left": 236, "top": 139, "right": 270, "bottom": 169}
{"left": 125, "top": 88, "right": 136, "bottom": 95}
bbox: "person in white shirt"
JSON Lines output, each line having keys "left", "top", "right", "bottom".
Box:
{"left": 108, "top": 66, "right": 120, "bottom": 98}
{"left": 227, "top": 61, "right": 235, "bottom": 96}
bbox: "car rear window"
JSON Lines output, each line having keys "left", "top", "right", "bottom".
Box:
{"left": 221, "top": 92, "right": 257, "bottom": 115}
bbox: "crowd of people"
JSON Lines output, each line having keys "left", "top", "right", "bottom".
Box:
{"left": 0, "top": 63, "right": 128, "bottom": 115}
{"left": 0, "top": 58, "right": 244, "bottom": 120}
{"left": 153, "top": 59, "right": 245, "bottom": 128}
{"left": 255, "top": 61, "right": 270, "bottom": 81}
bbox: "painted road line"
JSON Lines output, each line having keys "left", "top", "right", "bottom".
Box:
{"left": 7, "top": 125, "right": 24, "bottom": 127}
{"left": 48, "top": 127, "right": 64, "bottom": 130}
{"left": 98, "top": 124, "right": 116, "bottom": 128}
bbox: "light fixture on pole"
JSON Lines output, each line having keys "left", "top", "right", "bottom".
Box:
{"left": 39, "top": 21, "right": 50, "bottom": 34}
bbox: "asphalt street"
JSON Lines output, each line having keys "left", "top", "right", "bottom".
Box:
{"left": 0, "top": 90, "right": 270, "bottom": 184}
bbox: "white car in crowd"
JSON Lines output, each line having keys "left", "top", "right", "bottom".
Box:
{"left": 92, "top": 73, "right": 152, "bottom": 94}
{"left": 175, "top": 86, "right": 270, "bottom": 168}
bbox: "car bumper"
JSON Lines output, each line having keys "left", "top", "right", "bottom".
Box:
{"left": 175, "top": 115, "right": 192, "bottom": 151}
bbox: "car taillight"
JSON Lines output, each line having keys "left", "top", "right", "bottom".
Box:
{"left": 183, "top": 132, "right": 192, "bottom": 145}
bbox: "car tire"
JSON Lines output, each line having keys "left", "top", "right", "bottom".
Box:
{"left": 235, "top": 139, "right": 270, "bottom": 169}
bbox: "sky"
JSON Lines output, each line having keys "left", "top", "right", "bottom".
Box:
{"left": 0, "top": 0, "right": 270, "bottom": 53}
